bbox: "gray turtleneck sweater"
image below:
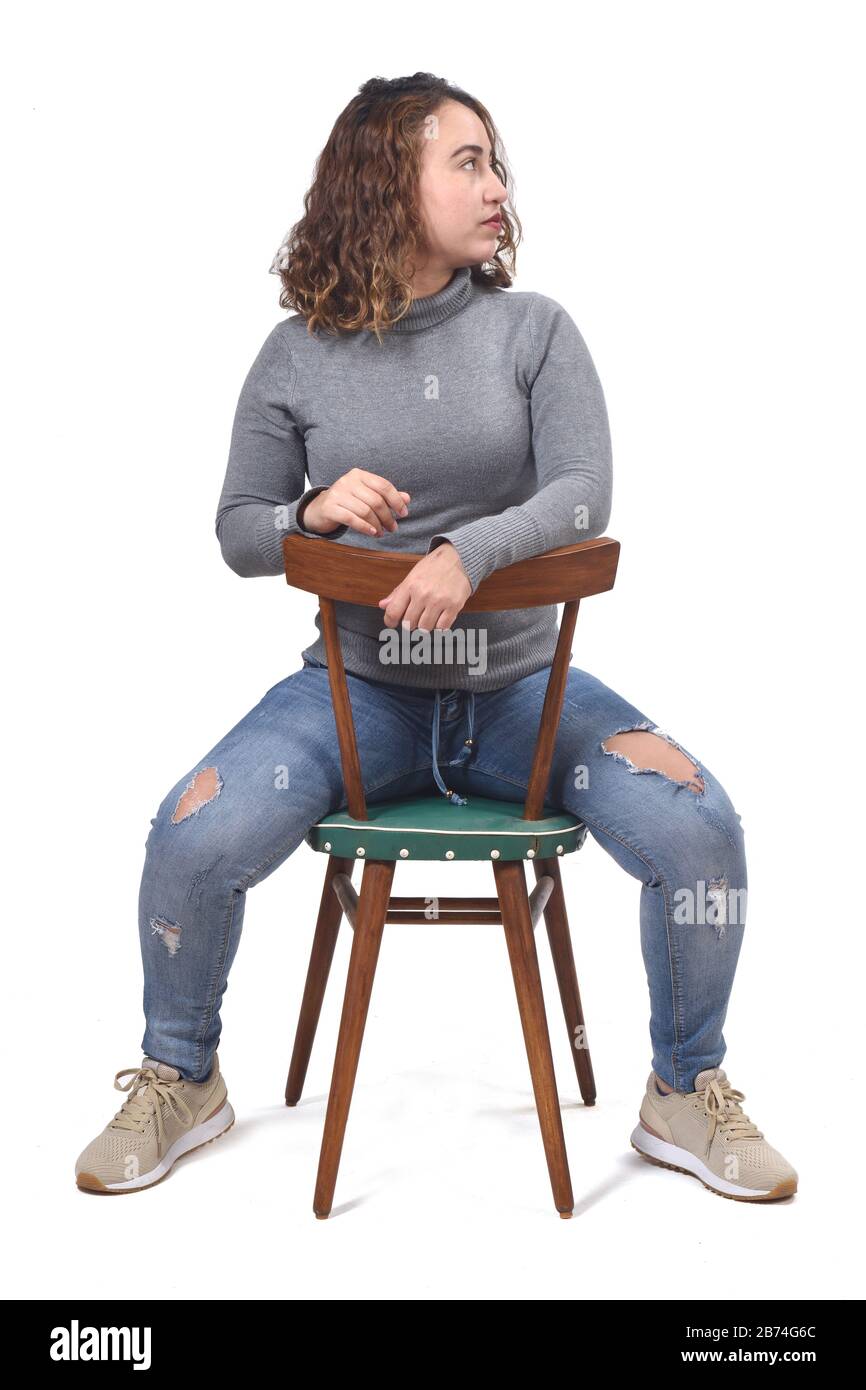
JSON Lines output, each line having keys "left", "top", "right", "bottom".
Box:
{"left": 215, "top": 266, "right": 612, "bottom": 691}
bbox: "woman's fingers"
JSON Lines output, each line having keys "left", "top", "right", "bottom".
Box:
{"left": 328, "top": 471, "right": 410, "bottom": 536}
{"left": 346, "top": 481, "right": 404, "bottom": 533}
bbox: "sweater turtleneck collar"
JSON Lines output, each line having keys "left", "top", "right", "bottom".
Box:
{"left": 386, "top": 264, "right": 473, "bottom": 333}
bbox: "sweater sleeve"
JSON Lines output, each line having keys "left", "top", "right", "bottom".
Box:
{"left": 215, "top": 322, "right": 348, "bottom": 578}
{"left": 424, "top": 295, "right": 613, "bottom": 594}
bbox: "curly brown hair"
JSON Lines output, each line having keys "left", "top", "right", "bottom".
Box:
{"left": 269, "top": 72, "right": 522, "bottom": 341}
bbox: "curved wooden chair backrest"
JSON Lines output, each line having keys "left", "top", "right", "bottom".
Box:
{"left": 283, "top": 535, "right": 620, "bottom": 824}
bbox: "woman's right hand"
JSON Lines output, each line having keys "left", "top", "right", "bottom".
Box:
{"left": 301, "top": 469, "right": 410, "bottom": 537}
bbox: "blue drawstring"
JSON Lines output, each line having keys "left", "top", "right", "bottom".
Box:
{"left": 431, "top": 687, "right": 476, "bottom": 805}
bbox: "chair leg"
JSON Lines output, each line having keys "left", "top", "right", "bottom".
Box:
{"left": 285, "top": 854, "right": 355, "bottom": 1106}
{"left": 493, "top": 859, "right": 574, "bottom": 1218}
{"left": 313, "top": 857, "right": 395, "bottom": 1219}
{"left": 533, "top": 856, "right": 597, "bottom": 1107}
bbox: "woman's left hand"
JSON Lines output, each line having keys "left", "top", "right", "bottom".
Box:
{"left": 378, "top": 542, "right": 472, "bottom": 631}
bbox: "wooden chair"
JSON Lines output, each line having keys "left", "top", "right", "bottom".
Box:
{"left": 282, "top": 533, "right": 620, "bottom": 1218}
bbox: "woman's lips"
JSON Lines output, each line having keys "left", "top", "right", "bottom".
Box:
{"left": 482, "top": 217, "right": 501, "bottom": 229}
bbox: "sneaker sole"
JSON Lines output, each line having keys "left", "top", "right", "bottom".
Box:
{"left": 76, "top": 1099, "right": 236, "bottom": 1194}
{"left": 629, "top": 1122, "right": 797, "bottom": 1202}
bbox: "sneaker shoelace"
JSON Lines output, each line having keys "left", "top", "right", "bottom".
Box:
{"left": 109, "top": 1066, "right": 195, "bottom": 1149}
{"left": 702, "top": 1076, "right": 764, "bottom": 1155}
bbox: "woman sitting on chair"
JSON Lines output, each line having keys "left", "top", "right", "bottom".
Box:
{"left": 75, "top": 71, "right": 797, "bottom": 1204}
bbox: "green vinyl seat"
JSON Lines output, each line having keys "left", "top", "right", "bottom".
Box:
{"left": 307, "top": 792, "right": 588, "bottom": 862}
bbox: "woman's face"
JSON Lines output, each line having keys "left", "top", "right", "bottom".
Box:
{"left": 414, "top": 99, "right": 508, "bottom": 274}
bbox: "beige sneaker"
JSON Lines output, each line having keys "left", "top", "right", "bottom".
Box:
{"left": 75, "top": 1054, "right": 235, "bottom": 1193}
{"left": 629, "top": 1066, "right": 798, "bottom": 1202}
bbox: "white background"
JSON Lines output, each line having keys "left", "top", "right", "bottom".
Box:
{"left": 3, "top": 0, "right": 862, "bottom": 1301}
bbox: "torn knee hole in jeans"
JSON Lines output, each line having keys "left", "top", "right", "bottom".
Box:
{"left": 601, "top": 722, "right": 705, "bottom": 794}
{"left": 171, "top": 767, "right": 222, "bottom": 824}
{"left": 150, "top": 915, "right": 182, "bottom": 956}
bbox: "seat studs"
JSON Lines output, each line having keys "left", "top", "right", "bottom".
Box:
{"left": 323, "top": 841, "right": 331, "bottom": 851}
{"left": 399, "top": 848, "right": 409, "bottom": 858}
{"left": 445, "top": 850, "right": 455, "bottom": 859}
{"left": 556, "top": 844, "right": 564, "bottom": 854}
{"left": 491, "top": 848, "right": 500, "bottom": 859}
{"left": 356, "top": 846, "right": 365, "bottom": 856}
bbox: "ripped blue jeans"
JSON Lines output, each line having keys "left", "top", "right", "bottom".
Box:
{"left": 139, "top": 658, "right": 747, "bottom": 1092}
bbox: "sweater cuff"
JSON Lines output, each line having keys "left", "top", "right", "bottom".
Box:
{"left": 256, "top": 487, "right": 349, "bottom": 569}
{"left": 426, "top": 509, "right": 544, "bottom": 595}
